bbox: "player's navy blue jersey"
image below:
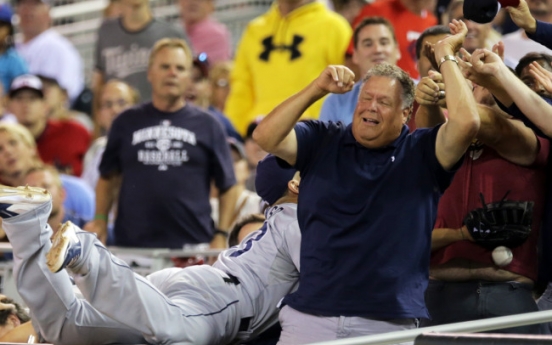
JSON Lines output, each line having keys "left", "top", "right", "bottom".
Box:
{"left": 100, "top": 102, "right": 235, "bottom": 248}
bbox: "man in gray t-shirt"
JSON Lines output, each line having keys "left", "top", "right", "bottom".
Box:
{"left": 93, "top": 0, "right": 188, "bottom": 103}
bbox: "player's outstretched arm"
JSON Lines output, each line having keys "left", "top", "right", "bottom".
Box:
{"left": 253, "top": 65, "right": 354, "bottom": 166}
{"left": 433, "top": 20, "right": 480, "bottom": 170}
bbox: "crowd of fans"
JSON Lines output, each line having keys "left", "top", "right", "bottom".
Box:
{"left": 1, "top": 0, "right": 552, "bottom": 343}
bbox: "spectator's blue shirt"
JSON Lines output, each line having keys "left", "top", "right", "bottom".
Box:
{"left": 60, "top": 174, "right": 95, "bottom": 225}
{"left": 283, "top": 121, "right": 458, "bottom": 319}
{"left": 319, "top": 82, "right": 361, "bottom": 125}
{"left": 208, "top": 106, "right": 243, "bottom": 142}
{"left": 0, "top": 47, "right": 28, "bottom": 92}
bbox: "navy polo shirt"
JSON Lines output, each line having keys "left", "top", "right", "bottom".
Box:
{"left": 283, "top": 120, "right": 457, "bottom": 319}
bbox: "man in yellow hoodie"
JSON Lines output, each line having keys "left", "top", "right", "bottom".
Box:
{"left": 225, "top": 0, "right": 352, "bottom": 135}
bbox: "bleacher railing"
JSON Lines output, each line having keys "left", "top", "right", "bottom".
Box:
{"left": 47, "top": 0, "right": 274, "bottom": 83}
{"left": 310, "top": 309, "right": 552, "bottom": 345}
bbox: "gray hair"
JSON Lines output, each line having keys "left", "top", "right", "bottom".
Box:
{"left": 362, "top": 63, "right": 415, "bottom": 111}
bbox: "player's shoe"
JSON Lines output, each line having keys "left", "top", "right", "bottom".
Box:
{"left": 46, "top": 221, "right": 82, "bottom": 273}
{"left": 0, "top": 185, "right": 50, "bottom": 219}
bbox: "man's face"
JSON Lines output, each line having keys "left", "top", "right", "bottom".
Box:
{"left": 16, "top": 0, "right": 49, "bottom": 37}
{"left": 41, "top": 81, "right": 66, "bottom": 116}
{"left": 519, "top": 60, "right": 552, "bottom": 98}
{"left": 24, "top": 170, "right": 64, "bottom": 218}
{"left": 352, "top": 76, "right": 409, "bottom": 148}
{"left": 0, "top": 131, "right": 35, "bottom": 177}
{"left": 527, "top": 0, "right": 552, "bottom": 16}
{"left": 8, "top": 89, "right": 47, "bottom": 128}
{"left": 353, "top": 24, "right": 400, "bottom": 76}
{"left": 417, "top": 33, "right": 450, "bottom": 78}
{"left": 179, "top": 0, "right": 213, "bottom": 25}
{"left": 148, "top": 46, "right": 190, "bottom": 100}
{"left": 449, "top": 5, "right": 490, "bottom": 53}
{"left": 99, "top": 81, "right": 134, "bottom": 131}
{"left": 184, "top": 65, "right": 210, "bottom": 108}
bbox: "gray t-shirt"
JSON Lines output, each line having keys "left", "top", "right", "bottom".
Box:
{"left": 95, "top": 18, "right": 188, "bottom": 101}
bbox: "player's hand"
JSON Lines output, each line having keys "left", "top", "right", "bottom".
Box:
{"left": 83, "top": 220, "right": 108, "bottom": 244}
{"left": 506, "top": 0, "right": 537, "bottom": 34}
{"left": 313, "top": 65, "right": 355, "bottom": 95}
{"left": 529, "top": 61, "right": 552, "bottom": 94}
{"left": 415, "top": 71, "right": 447, "bottom": 107}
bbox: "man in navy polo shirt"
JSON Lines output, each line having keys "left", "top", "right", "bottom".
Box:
{"left": 253, "top": 20, "right": 480, "bottom": 344}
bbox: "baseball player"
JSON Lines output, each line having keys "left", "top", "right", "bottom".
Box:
{"left": 0, "top": 155, "right": 301, "bottom": 345}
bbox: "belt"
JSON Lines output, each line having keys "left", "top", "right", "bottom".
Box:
{"left": 222, "top": 273, "right": 251, "bottom": 332}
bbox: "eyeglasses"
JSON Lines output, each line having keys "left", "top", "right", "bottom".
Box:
{"left": 215, "top": 79, "right": 229, "bottom": 88}
{"left": 101, "top": 99, "right": 129, "bottom": 110}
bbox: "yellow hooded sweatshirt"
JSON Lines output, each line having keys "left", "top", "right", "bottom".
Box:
{"left": 225, "top": 1, "right": 352, "bottom": 135}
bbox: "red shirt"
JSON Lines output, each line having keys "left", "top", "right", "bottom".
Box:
{"left": 431, "top": 138, "right": 550, "bottom": 281}
{"left": 349, "top": 0, "right": 437, "bottom": 79}
{"left": 36, "top": 119, "right": 91, "bottom": 176}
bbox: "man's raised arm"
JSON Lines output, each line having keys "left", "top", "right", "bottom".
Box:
{"left": 253, "top": 66, "right": 355, "bottom": 166}
{"left": 432, "top": 20, "right": 480, "bottom": 170}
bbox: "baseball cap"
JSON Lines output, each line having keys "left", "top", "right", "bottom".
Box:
{"left": 255, "top": 154, "right": 296, "bottom": 206}
{"left": 463, "top": 0, "right": 519, "bottom": 24}
{"left": 0, "top": 4, "right": 13, "bottom": 24}
{"left": 9, "top": 74, "right": 43, "bottom": 98}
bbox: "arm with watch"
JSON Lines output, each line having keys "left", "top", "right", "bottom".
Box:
{"left": 430, "top": 19, "right": 481, "bottom": 170}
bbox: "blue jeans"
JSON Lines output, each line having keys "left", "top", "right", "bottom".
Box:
{"left": 421, "top": 279, "right": 540, "bottom": 334}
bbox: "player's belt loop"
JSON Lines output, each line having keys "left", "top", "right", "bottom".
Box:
{"left": 239, "top": 317, "right": 251, "bottom": 332}
{"left": 223, "top": 273, "right": 241, "bottom": 285}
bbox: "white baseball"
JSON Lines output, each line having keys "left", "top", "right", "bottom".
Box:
{"left": 492, "top": 246, "right": 513, "bottom": 267}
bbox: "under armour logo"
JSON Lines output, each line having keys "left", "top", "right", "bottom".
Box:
{"left": 259, "top": 35, "right": 304, "bottom": 61}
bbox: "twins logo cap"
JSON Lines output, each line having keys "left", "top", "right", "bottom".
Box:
{"left": 255, "top": 154, "right": 296, "bottom": 206}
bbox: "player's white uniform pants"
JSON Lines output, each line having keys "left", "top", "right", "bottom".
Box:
{"left": 3, "top": 200, "right": 247, "bottom": 345}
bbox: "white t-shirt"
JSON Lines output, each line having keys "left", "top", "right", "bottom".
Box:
{"left": 502, "top": 29, "right": 552, "bottom": 69}
{"left": 16, "top": 29, "right": 84, "bottom": 103}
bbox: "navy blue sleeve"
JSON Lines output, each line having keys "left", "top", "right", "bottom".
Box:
{"left": 417, "top": 125, "right": 462, "bottom": 193}
{"left": 99, "top": 113, "right": 125, "bottom": 177}
{"left": 495, "top": 95, "right": 552, "bottom": 139}
{"left": 294, "top": 120, "right": 342, "bottom": 174}
{"left": 527, "top": 20, "right": 552, "bottom": 50}
{"left": 209, "top": 115, "right": 236, "bottom": 193}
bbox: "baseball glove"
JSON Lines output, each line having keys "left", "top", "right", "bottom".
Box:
{"left": 463, "top": 193, "right": 534, "bottom": 250}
